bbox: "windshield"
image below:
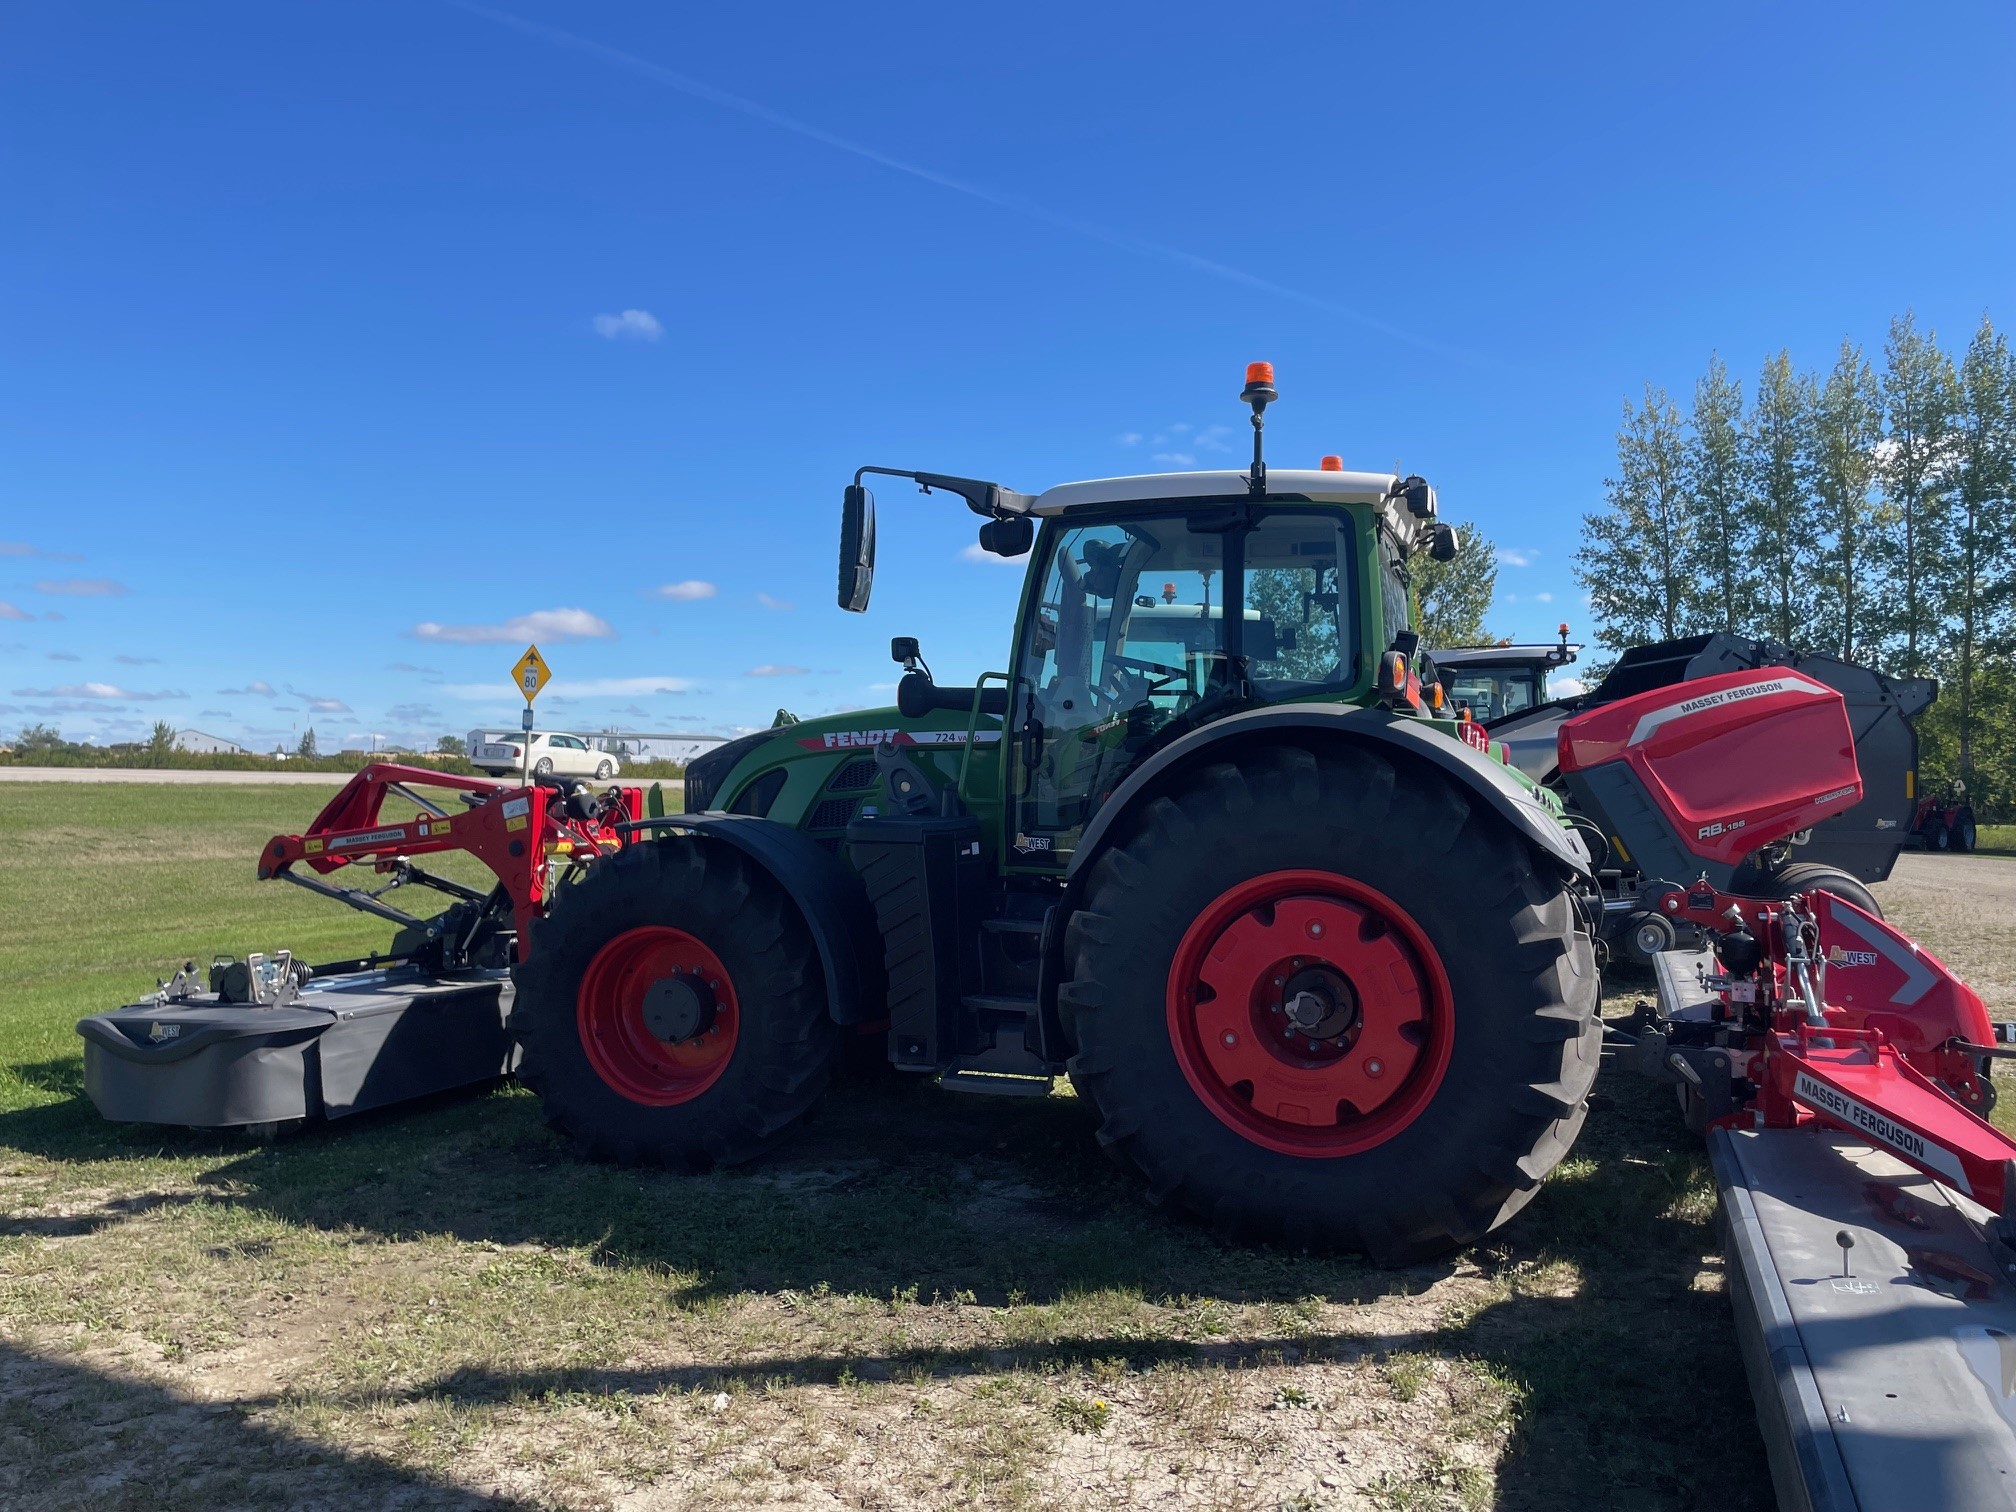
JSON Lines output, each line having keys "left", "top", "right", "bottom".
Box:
{"left": 1444, "top": 667, "right": 1541, "bottom": 721}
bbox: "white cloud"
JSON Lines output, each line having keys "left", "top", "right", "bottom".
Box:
{"left": 1533, "top": 592, "right": 1554, "bottom": 603}
{"left": 35, "top": 577, "right": 127, "bottom": 597}
{"left": 440, "top": 674, "right": 697, "bottom": 699}
{"left": 593, "top": 308, "right": 663, "bottom": 342}
{"left": 47, "top": 651, "right": 81, "bottom": 662}
{"left": 219, "top": 680, "right": 278, "bottom": 697}
{"left": 10, "top": 682, "right": 185, "bottom": 700}
{"left": 1553, "top": 676, "right": 1587, "bottom": 698}
{"left": 1116, "top": 432, "right": 1144, "bottom": 446}
{"left": 114, "top": 654, "right": 160, "bottom": 665}
{"left": 744, "top": 664, "right": 810, "bottom": 678}
{"left": 653, "top": 580, "right": 717, "bottom": 602}
{"left": 1152, "top": 452, "right": 1196, "bottom": 467}
{"left": 756, "top": 592, "right": 795, "bottom": 611}
{"left": 301, "top": 695, "right": 352, "bottom": 714}
{"left": 1497, "top": 548, "right": 1537, "bottom": 568}
{"left": 0, "top": 602, "right": 29, "bottom": 621}
{"left": 0, "top": 541, "right": 83, "bottom": 561}
{"left": 411, "top": 607, "right": 615, "bottom": 644}
{"left": 960, "top": 541, "right": 1028, "bottom": 564}
{"left": 1167, "top": 423, "right": 1191, "bottom": 434}
{"left": 1191, "top": 424, "right": 1234, "bottom": 453}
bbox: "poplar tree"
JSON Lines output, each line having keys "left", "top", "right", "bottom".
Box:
{"left": 1946, "top": 316, "right": 2016, "bottom": 792}
{"left": 1875, "top": 313, "right": 1959, "bottom": 676}
{"left": 1409, "top": 523, "right": 1498, "bottom": 647}
{"left": 1810, "top": 340, "right": 1883, "bottom": 663}
{"left": 1575, "top": 386, "right": 1694, "bottom": 659}
{"left": 1680, "top": 354, "right": 1749, "bottom": 633}
{"left": 1743, "top": 351, "right": 1820, "bottom": 646}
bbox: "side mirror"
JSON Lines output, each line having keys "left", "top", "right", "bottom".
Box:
{"left": 838, "top": 485, "right": 877, "bottom": 612}
{"left": 1401, "top": 476, "right": 1437, "bottom": 518}
{"left": 1428, "top": 523, "right": 1459, "bottom": 563}
{"left": 978, "top": 516, "right": 1033, "bottom": 558}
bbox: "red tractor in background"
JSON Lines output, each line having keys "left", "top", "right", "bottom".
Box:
{"left": 1912, "top": 785, "right": 1980, "bottom": 852}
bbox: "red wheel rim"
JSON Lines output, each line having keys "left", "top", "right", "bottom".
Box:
{"left": 1166, "top": 869, "right": 1455, "bottom": 1157}
{"left": 576, "top": 926, "right": 739, "bottom": 1106}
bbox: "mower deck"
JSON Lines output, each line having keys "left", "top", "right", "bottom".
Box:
{"left": 1658, "top": 947, "right": 2016, "bottom": 1512}
{"left": 78, "top": 964, "right": 516, "bottom": 1130}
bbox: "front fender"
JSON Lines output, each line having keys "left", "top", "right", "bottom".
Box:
{"left": 1065, "top": 703, "right": 1592, "bottom": 882}
{"left": 619, "top": 813, "right": 887, "bottom": 1025}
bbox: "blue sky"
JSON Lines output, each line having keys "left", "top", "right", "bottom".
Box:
{"left": 3, "top": 1, "right": 2011, "bottom": 749}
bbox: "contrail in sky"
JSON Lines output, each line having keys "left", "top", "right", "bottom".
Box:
{"left": 443, "top": 1, "right": 1501, "bottom": 368}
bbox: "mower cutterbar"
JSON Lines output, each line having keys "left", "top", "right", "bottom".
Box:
{"left": 76, "top": 763, "right": 642, "bottom": 1131}
{"left": 1632, "top": 880, "right": 2016, "bottom": 1512}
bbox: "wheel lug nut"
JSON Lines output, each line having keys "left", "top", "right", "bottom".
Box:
{"left": 1365, "top": 1058, "right": 1384, "bottom": 1078}
{"left": 1273, "top": 977, "right": 1285, "bottom": 987}
{"left": 1221, "top": 1031, "right": 1238, "bottom": 1048}
{"left": 1307, "top": 922, "right": 1325, "bottom": 939}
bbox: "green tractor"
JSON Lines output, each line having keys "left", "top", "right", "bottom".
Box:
{"left": 510, "top": 366, "right": 1600, "bottom": 1262}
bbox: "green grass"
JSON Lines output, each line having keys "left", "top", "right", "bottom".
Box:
{"left": 0, "top": 782, "right": 1774, "bottom": 1510}
{"left": 1978, "top": 824, "right": 2016, "bottom": 855}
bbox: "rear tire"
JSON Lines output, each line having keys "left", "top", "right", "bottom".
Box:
{"left": 595, "top": 759, "right": 615, "bottom": 781}
{"left": 1060, "top": 744, "right": 1600, "bottom": 1265}
{"left": 1956, "top": 808, "right": 1977, "bottom": 853}
{"left": 511, "top": 839, "right": 836, "bottom": 1168}
{"left": 1931, "top": 821, "right": 1951, "bottom": 852}
{"left": 534, "top": 757, "right": 555, "bottom": 777}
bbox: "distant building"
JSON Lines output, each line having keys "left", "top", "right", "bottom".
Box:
{"left": 463, "top": 729, "right": 731, "bottom": 765}
{"left": 173, "top": 729, "right": 253, "bottom": 756}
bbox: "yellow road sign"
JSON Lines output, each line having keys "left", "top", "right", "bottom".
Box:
{"left": 511, "top": 644, "right": 552, "bottom": 703}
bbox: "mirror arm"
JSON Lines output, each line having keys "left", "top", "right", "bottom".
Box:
{"left": 853, "top": 466, "right": 1035, "bottom": 519}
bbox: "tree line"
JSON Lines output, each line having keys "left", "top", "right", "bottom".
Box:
{"left": 1575, "top": 313, "right": 2015, "bottom": 820}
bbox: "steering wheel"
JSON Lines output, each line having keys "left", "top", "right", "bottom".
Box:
{"left": 1103, "top": 653, "right": 1187, "bottom": 696}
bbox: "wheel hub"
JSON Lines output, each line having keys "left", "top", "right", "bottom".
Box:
{"left": 641, "top": 974, "right": 716, "bottom": 1043}
{"left": 1278, "top": 964, "right": 1358, "bottom": 1039}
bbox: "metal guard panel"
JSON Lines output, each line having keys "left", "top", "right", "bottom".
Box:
{"left": 1065, "top": 703, "right": 1590, "bottom": 880}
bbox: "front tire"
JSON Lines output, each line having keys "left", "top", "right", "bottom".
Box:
{"left": 1060, "top": 744, "right": 1599, "bottom": 1264}
{"left": 511, "top": 839, "right": 836, "bottom": 1168}
{"left": 1956, "top": 808, "right": 1977, "bottom": 853}
{"left": 534, "top": 756, "right": 555, "bottom": 777}
{"left": 595, "top": 759, "right": 615, "bottom": 781}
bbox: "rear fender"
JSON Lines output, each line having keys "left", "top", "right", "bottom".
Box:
{"left": 1065, "top": 703, "right": 1592, "bottom": 885}
{"left": 622, "top": 814, "right": 886, "bottom": 1025}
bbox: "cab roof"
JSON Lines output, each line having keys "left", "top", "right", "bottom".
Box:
{"left": 1028, "top": 468, "right": 1434, "bottom": 546}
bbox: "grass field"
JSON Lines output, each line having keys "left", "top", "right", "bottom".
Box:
{"left": 2, "top": 786, "right": 2002, "bottom": 1510}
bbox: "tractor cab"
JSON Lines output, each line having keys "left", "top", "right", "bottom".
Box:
{"left": 837, "top": 366, "right": 1462, "bottom": 870}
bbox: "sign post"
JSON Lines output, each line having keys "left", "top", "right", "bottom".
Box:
{"left": 510, "top": 645, "right": 551, "bottom": 784}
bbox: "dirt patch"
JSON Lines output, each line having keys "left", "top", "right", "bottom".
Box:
{"left": 1872, "top": 852, "right": 2016, "bottom": 1014}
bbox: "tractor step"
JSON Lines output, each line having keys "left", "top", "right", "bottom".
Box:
{"left": 939, "top": 1065, "right": 1054, "bottom": 1097}
{"left": 979, "top": 915, "right": 1045, "bottom": 937}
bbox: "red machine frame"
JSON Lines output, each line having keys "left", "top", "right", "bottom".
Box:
{"left": 258, "top": 762, "right": 642, "bottom": 959}
{"left": 1653, "top": 877, "right": 2016, "bottom": 1228}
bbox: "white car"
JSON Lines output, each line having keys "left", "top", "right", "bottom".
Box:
{"left": 470, "top": 731, "right": 620, "bottom": 781}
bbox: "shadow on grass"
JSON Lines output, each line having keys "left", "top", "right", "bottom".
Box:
{"left": 0, "top": 1340, "right": 536, "bottom": 1512}
{"left": 1, "top": 1012, "right": 1769, "bottom": 1510}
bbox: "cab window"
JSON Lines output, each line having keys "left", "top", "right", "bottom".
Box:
{"left": 1011, "top": 507, "right": 1359, "bottom": 856}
